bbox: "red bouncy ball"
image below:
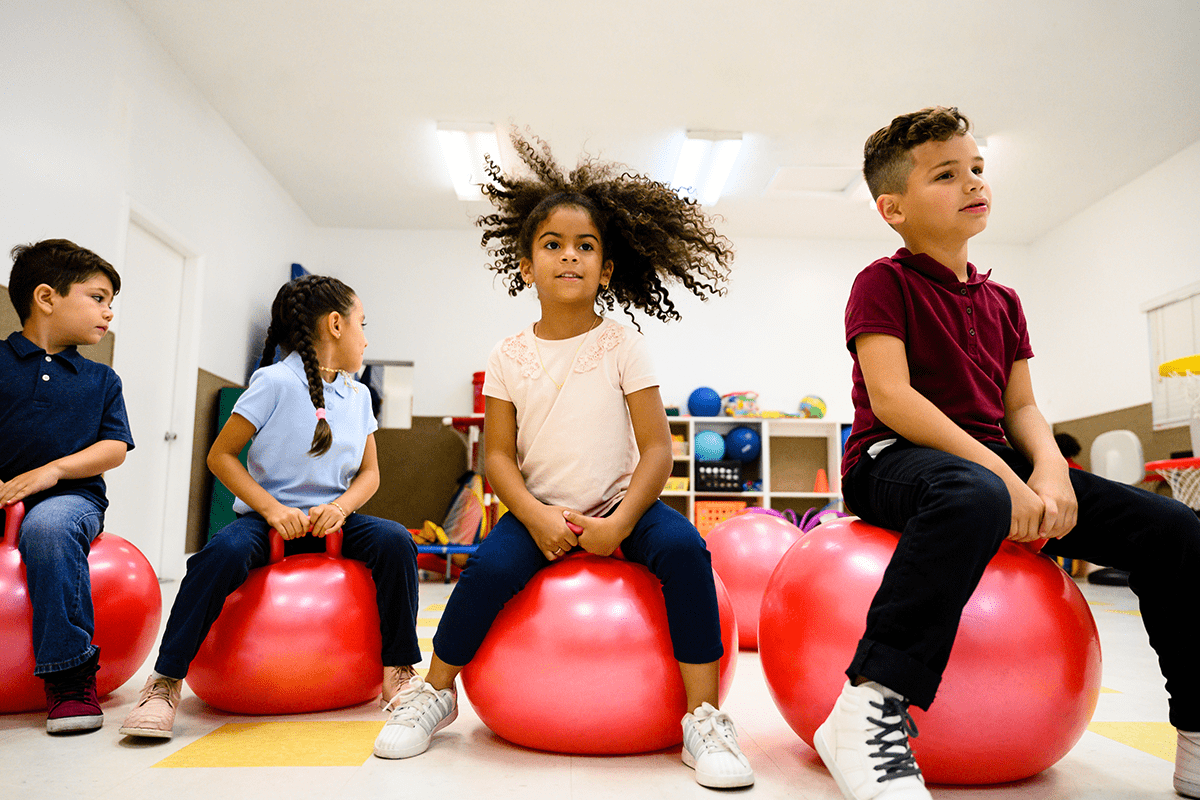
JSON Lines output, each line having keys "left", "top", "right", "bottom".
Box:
{"left": 0, "top": 502, "right": 162, "bottom": 713}
{"left": 758, "top": 518, "right": 1101, "bottom": 785}
{"left": 706, "top": 511, "right": 803, "bottom": 650}
{"left": 186, "top": 529, "right": 382, "bottom": 714}
{"left": 460, "top": 552, "right": 738, "bottom": 754}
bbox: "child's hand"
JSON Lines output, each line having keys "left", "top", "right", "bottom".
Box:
{"left": 1027, "top": 464, "right": 1078, "bottom": 540}
{"left": 527, "top": 505, "right": 580, "bottom": 561}
{"left": 1002, "top": 473, "right": 1046, "bottom": 543}
{"left": 266, "top": 504, "right": 310, "bottom": 540}
{"left": 564, "top": 510, "right": 627, "bottom": 557}
{"left": 0, "top": 465, "right": 61, "bottom": 506}
{"left": 308, "top": 503, "right": 345, "bottom": 538}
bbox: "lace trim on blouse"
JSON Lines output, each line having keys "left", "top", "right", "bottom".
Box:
{"left": 575, "top": 322, "right": 623, "bottom": 373}
{"left": 501, "top": 332, "right": 541, "bottom": 379}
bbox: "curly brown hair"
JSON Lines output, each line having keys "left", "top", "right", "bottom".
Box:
{"left": 477, "top": 130, "right": 733, "bottom": 325}
{"left": 863, "top": 106, "right": 972, "bottom": 199}
{"left": 259, "top": 274, "right": 357, "bottom": 457}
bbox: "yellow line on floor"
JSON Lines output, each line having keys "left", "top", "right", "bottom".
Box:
{"left": 417, "top": 617, "right": 441, "bottom": 626}
{"left": 426, "top": 603, "right": 447, "bottom": 611}
{"left": 1087, "top": 721, "right": 1175, "bottom": 762}
{"left": 1106, "top": 609, "right": 1143, "bottom": 616}
{"left": 419, "top": 637, "right": 433, "bottom": 650}
{"left": 153, "top": 721, "right": 382, "bottom": 768}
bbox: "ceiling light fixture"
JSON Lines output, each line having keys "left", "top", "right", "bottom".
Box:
{"left": 436, "top": 122, "right": 501, "bottom": 201}
{"left": 671, "top": 131, "right": 742, "bottom": 206}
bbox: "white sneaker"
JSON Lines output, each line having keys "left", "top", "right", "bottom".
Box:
{"left": 1177, "top": 730, "right": 1200, "bottom": 798}
{"left": 681, "top": 702, "right": 755, "bottom": 788}
{"left": 373, "top": 675, "right": 457, "bottom": 759}
{"left": 814, "top": 680, "right": 930, "bottom": 800}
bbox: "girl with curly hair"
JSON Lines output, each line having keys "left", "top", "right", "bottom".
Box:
{"left": 374, "top": 133, "right": 753, "bottom": 789}
{"left": 121, "top": 275, "right": 421, "bottom": 740}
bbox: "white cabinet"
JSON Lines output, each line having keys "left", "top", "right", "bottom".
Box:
{"left": 663, "top": 416, "right": 843, "bottom": 527}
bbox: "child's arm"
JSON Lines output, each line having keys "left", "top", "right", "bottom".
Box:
{"left": 856, "top": 332, "right": 1047, "bottom": 541}
{"left": 307, "top": 433, "right": 382, "bottom": 538}
{"left": 483, "top": 395, "right": 580, "bottom": 560}
{"left": 1001, "top": 359, "right": 1078, "bottom": 539}
{"left": 207, "top": 413, "right": 310, "bottom": 539}
{"left": 567, "top": 386, "right": 673, "bottom": 557}
{"left": 0, "top": 440, "right": 128, "bottom": 506}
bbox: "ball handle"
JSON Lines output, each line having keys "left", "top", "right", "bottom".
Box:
{"left": 266, "top": 527, "right": 345, "bottom": 563}
{"left": 1, "top": 501, "right": 25, "bottom": 549}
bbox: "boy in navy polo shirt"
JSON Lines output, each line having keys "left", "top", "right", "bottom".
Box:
{"left": 1, "top": 239, "right": 134, "bottom": 734}
{"left": 820, "top": 107, "right": 1200, "bottom": 800}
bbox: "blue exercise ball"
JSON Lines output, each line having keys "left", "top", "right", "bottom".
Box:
{"left": 695, "top": 430, "right": 726, "bottom": 462}
{"left": 688, "top": 387, "right": 722, "bottom": 417}
{"left": 725, "top": 426, "right": 761, "bottom": 462}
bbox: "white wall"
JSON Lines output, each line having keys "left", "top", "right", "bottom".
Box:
{"left": 1010, "top": 139, "right": 1200, "bottom": 423}
{"left": 1, "top": 0, "right": 313, "bottom": 384}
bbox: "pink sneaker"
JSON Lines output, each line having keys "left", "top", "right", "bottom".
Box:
{"left": 43, "top": 652, "right": 103, "bottom": 734}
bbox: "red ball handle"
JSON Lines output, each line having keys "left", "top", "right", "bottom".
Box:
{"left": 1, "top": 501, "right": 25, "bottom": 549}
{"left": 266, "top": 526, "right": 344, "bottom": 564}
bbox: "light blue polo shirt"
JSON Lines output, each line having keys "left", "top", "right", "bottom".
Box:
{"left": 231, "top": 351, "right": 377, "bottom": 515}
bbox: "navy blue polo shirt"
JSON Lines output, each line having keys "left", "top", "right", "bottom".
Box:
{"left": 842, "top": 249, "right": 1033, "bottom": 475}
{"left": 0, "top": 332, "right": 135, "bottom": 510}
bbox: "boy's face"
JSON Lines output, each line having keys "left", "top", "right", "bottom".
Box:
{"left": 49, "top": 274, "right": 115, "bottom": 347}
{"left": 883, "top": 133, "right": 991, "bottom": 244}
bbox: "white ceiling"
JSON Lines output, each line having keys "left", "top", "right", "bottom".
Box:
{"left": 124, "top": 0, "right": 1200, "bottom": 244}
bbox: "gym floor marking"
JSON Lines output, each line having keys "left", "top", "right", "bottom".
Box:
{"left": 154, "top": 721, "right": 382, "bottom": 768}
{"left": 1087, "top": 721, "right": 1175, "bottom": 761}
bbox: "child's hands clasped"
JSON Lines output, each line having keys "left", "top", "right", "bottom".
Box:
{"left": 1027, "top": 463, "right": 1078, "bottom": 540}
{"left": 308, "top": 503, "right": 346, "bottom": 538}
{"left": 563, "top": 510, "right": 627, "bottom": 557}
{"left": 527, "top": 505, "right": 580, "bottom": 561}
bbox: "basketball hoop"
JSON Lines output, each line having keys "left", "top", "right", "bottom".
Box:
{"left": 1145, "top": 456, "right": 1200, "bottom": 511}
{"left": 1159, "top": 354, "right": 1200, "bottom": 458}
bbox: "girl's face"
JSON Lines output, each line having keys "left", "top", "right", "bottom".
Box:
{"left": 329, "top": 295, "right": 368, "bottom": 372}
{"left": 519, "top": 205, "right": 613, "bottom": 307}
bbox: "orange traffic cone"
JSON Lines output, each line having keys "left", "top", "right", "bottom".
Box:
{"left": 813, "top": 468, "right": 829, "bottom": 493}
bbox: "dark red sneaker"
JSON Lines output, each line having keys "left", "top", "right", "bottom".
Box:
{"left": 43, "top": 651, "right": 103, "bottom": 734}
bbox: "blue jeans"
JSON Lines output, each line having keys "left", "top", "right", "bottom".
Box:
{"left": 16, "top": 494, "right": 105, "bottom": 675}
{"left": 843, "top": 440, "right": 1200, "bottom": 728}
{"left": 155, "top": 512, "right": 421, "bottom": 679}
{"left": 432, "top": 500, "right": 723, "bottom": 667}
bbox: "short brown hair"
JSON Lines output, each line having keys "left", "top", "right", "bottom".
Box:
{"left": 8, "top": 239, "right": 121, "bottom": 323}
{"left": 863, "top": 107, "right": 972, "bottom": 199}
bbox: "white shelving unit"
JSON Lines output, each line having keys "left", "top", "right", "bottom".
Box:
{"left": 663, "top": 416, "right": 843, "bottom": 525}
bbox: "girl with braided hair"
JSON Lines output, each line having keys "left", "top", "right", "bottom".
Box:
{"left": 121, "top": 275, "right": 420, "bottom": 740}
{"left": 374, "top": 133, "right": 753, "bottom": 789}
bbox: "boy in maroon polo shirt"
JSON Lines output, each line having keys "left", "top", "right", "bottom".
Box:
{"left": 820, "top": 106, "right": 1200, "bottom": 800}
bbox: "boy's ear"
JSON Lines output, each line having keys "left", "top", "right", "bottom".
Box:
{"left": 31, "top": 284, "right": 57, "bottom": 316}
{"left": 876, "top": 193, "right": 905, "bottom": 227}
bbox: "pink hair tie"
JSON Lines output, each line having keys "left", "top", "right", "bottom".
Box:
{"left": 315, "top": 408, "right": 327, "bottom": 420}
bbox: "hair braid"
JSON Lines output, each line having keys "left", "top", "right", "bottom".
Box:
{"left": 259, "top": 274, "right": 357, "bottom": 458}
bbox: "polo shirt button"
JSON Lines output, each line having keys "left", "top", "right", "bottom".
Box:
{"left": 966, "top": 307, "right": 973, "bottom": 314}
{"left": 969, "top": 329, "right": 976, "bottom": 336}
{"left": 42, "top": 374, "right": 50, "bottom": 381}
{"left": 960, "top": 288, "right": 967, "bottom": 295}
{"left": 45, "top": 356, "right": 52, "bottom": 362}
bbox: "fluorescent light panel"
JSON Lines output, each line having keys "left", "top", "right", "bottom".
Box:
{"left": 437, "top": 122, "right": 500, "bottom": 201}
{"left": 672, "top": 131, "right": 742, "bottom": 206}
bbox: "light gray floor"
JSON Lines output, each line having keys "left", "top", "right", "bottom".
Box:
{"left": 0, "top": 574, "right": 1178, "bottom": 799}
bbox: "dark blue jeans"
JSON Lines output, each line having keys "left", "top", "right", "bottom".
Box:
{"left": 432, "top": 500, "right": 723, "bottom": 667}
{"left": 155, "top": 512, "right": 420, "bottom": 678}
{"left": 16, "top": 494, "right": 105, "bottom": 675}
{"left": 843, "top": 440, "right": 1200, "bottom": 729}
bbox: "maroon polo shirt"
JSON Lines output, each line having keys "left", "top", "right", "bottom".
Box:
{"left": 841, "top": 249, "right": 1034, "bottom": 475}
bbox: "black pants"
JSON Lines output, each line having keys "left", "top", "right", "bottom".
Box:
{"left": 842, "top": 440, "right": 1200, "bottom": 729}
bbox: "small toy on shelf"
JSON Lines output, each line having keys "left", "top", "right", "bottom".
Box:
{"left": 726, "top": 426, "right": 761, "bottom": 462}
{"left": 721, "top": 391, "right": 760, "bottom": 416}
{"left": 798, "top": 395, "right": 827, "bottom": 419}
{"left": 694, "top": 430, "right": 726, "bottom": 461}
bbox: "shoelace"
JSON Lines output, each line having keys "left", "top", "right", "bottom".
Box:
{"left": 692, "top": 709, "right": 742, "bottom": 756}
{"left": 865, "top": 697, "right": 923, "bottom": 783}
{"left": 46, "top": 662, "right": 99, "bottom": 704}
{"left": 384, "top": 682, "right": 442, "bottom": 728}
{"left": 141, "top": 679, "right": 177, "bottom": 708}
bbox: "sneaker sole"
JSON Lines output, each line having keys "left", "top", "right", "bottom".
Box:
{"left": 373, "top": 705, "right": 458, "bottom": 759}
{"left": 47, "top": 714, "right": 103, "bottom": 734}
{"left": 681, "top": 744, "right": 755, "bottom": 788}
{"left": 119, "top": 725, "right": 174, "bottom": 740}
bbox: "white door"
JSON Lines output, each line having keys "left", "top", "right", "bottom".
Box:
{"left": 104, "top": 222, "right": 185, "bottom": 574}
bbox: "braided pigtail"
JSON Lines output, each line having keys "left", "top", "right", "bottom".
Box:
{"left": 262, "top": 274, "right": 358, "bottom": 458}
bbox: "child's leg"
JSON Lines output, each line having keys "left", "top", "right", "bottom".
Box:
{"left": 375, "top": 512, "right": 546, "bottom": 760}
{"left": 339, "top": 513, "right": 421, "bottom": 669}
{"left": 621, "top": 501, "right": 753, "bottom": 788}
{"left": 427, "top": 511, "right": 549, "bottom": 683}
{"left": 842, "top": 444, "right": 1010, "bottom": 709}
{"left": 1031, "top": 460, "right": 1200, "bottom": 732}
{"left": 17, "top": 494, "right": 105, "bottom": 675}
{"left": 152, "top": 514, "right": 272, "bottom": 679}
